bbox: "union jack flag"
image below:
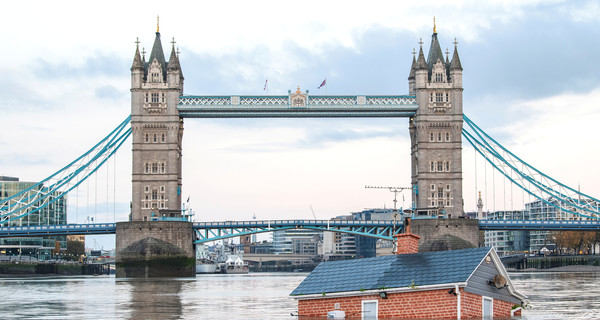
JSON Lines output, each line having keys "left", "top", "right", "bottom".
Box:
{"left": 318, "top": 79, "right": 326, "bottom": 89}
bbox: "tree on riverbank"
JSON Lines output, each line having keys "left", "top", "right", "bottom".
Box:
{"left": 552, "top": 231, "right": 598, "bottom": 254}
{"left": 66, "top": 240, "right": 85, "bottom": 256}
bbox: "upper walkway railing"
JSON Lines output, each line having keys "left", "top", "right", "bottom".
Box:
{"left": 177, "top": 95, "right": 418, "bottom": 118}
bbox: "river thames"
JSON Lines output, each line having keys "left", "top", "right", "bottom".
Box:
{"left": 0, "top": 272, "right": 598, "bottom": 319}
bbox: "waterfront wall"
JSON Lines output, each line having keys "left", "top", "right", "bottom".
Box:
{"left": 504, "top": 255, "right": 600, "bottom": 270}
{"left": 115, "top": 221, "right": 195, "bottom": 278}
{"left": 0, "top": 262, "right": 108, "bottom": 275}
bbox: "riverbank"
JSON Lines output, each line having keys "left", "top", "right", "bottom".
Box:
{"left": 508, "top": 265, "right": 600, "bottom": 272}
{"left": 0, "top": 261, "right": 110, "bottom": 276}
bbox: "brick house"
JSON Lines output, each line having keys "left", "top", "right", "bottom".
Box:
{"left": 290, "top": 230, "right": 527, "bottom": 319}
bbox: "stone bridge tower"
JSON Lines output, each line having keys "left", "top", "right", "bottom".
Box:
{"left": 130, "top": 28, "right": 184, "bottom": 221}
{"left": 409, "top": 26, "right": 464, "bottom": 218}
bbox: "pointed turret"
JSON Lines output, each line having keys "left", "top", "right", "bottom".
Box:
{"left": 449, "top": 39, "right": 463, "bottom": 88}
{"left": 427, "top": 33, "right": 445, "bottom": 74}
{"left": 450, "top": 44, "right": 463, "bottom": 71}
{"left": 131, "top": 38, "right": 144, "bottom": 88}
{"left": 408, "top": 51, "right": 417, "bottom": 95}
{"left": 408, "top": 54, "right": 416, "bottom": 80}
{"left": 416, "top": 45, "right": 428, "bottom": 70}
{"left": 147, "top": 31, "right": 167, "bottom": 81}
{"left": 131, "top": 40, "right": 144, "bottom": 71}
{"left": 167, "top": 43, "right": 184, "bottom": 89}
{"left": 167, "top": 45, "right": 180, "bottom": 71}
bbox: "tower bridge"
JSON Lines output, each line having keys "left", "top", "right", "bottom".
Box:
{"left": 2, "top": 23, "right": 600, "bottom": 277}
{"left": 131, "top": 27, "right": 464, "bottom": 223}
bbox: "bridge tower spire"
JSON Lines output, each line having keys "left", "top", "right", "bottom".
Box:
{"left": 409, "top": 27, "right": 464, "bottom": 218}
{"left": 130, "top": 28, "right": 184, "bottom": 221}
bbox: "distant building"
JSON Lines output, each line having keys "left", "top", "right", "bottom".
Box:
{"left": 484, "top": 210, "right": 529, "bottom": 256}
{"left": 481, "top": 196, "right": 600, "bottom": 255}
{"left": 0, "top": 176, "right": 67, "bottom": 259}
{"left": 272, "top": 229, "right": 322, "bottom": 255}
{"left": 249, "top": 241, "right": 273, "bottom": 254}
{"left": 353, "top": 209, "right": 398, "bottom": 258}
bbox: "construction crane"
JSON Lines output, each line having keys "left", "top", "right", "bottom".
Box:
{"left": 365, "top": 185, "right": 412, "bottom": 212}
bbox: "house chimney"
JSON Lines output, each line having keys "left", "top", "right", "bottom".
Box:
{"left": 395, "top": 217, "right": 421, "bottom": 254}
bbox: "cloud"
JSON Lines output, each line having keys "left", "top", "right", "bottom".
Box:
{"left": 33, "top": 54, "right": 128, "bottom": 79}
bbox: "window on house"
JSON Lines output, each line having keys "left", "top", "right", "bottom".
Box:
{"left": 161, "top": 93, "right": 165, "bottom": 103}
{"left": 445, "top": 161, "right": 450, "bottom": 172}
{"left": 362, "top": 300, "right": 378, "bottom": 320}
{"left": 430, "top": 132, "right": 434, "bottom": 142}
{"left": 430, "top": 162, "right": 434, "bottom": 172}
{"left": 430, "top": 93, "right": 433, "bottom": 102}
{"left": 152, "top": 190, "right": 158, "bottom": 200}
{"left": 145, "top": 186, "right": 150, "bottom": 193}
{"left": 482, "top": 297, "right": 493, "bottom": 319}
{"left": 438, "top": 132, "right": 442, "bottom": 141}
{"left": 431, "top": 184, "right": 435, "bottom": 191}
{"left": 145, "top": 133, "right": 149, "bottom": 143}
{"left": 446, "top": 132, "right": 450, "bottom": 141}
{"left": 446, "top": 93, "right": 449, "bottom": 102}
{"left": 161, "top": 133, "right": 165, "bottom": 143}
{"left": 144, "top": 163, "right": 149, "bottom": 174}
{"left": 161, "top": 163, "right": 165, "bottom": 173}
{"left": 145, "top": 93, "right": 148, "bottom": 103}
{"left": 152, "top": 163, "right": 158, "bottom": 174}
{"left": 435, "top": 73, "right": 443, "bottom": 82}
{"left": 160, "top": 186, "right": 165, "bottom": 193}
{"left": 153, "top": 134, "right": 157, "bottom": 143}
{"left": 437, "top": 161, "right": 443, "bottom": 172}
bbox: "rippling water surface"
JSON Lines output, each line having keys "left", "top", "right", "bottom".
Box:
{"left": 0, "top": 272, "right": 599, "bottom": 319}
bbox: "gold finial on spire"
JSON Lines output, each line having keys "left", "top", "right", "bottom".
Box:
{"left": 296, "top": 85, "right": 301, "bottom": 94}
{"left": 433, "top": 16, "right": 436, "bottom": 34}
{"left": 157, "top": 15, "right": 160, "bottom": 33}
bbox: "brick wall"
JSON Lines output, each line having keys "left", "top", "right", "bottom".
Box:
{"left": 297, "top": 288, "right": 520, "bottom": 319}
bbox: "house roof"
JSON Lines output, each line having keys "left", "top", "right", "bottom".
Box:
{"left": 290, "top": 247, "right": 492, "bottom": 296}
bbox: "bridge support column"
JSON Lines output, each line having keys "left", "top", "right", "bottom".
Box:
{"left": 115, "top": 221, "right": 195, "bottom": 278}
{"left": 410, "top": 218, "right": 479, "bottom": 252}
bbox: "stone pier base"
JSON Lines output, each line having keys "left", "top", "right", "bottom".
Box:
{"left": 115, "top": 221, "right": 195, "bottom": 278}
{"left": 411, "top": 218, "right": 480, "bottom": 252}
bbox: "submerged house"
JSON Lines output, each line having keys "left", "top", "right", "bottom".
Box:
{"left": 291, "top": 229, "right": 527, "bottom": 319}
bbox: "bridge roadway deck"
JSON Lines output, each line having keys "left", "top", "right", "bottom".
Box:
{"left": 0, "top": 219, "right": 600, "bottom": 238}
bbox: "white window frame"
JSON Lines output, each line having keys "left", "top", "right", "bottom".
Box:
{"left": 482, "top": 296, "right": 493, "bottom": 319}
{"left": 361, "top": 299, "right": 378, "bottom": 320}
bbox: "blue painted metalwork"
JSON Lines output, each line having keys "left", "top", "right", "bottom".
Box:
{"left": 478, "top": 219, "right": 600, "bottom": 231}
{"left": 192, "top": 220, "right": 403, "bottom": 243}
{"left": 2, "top": 219, "right": 600, "bottom": 239}
{"left": 0, "top": 223, "right": 116, "bottom": 237}
{"left": 177, "top": 95, "right": 418, "bottom": 118}
{"left": 462, "top": 115, "right": 600, "bottom": 219}
{"left": 0, "top": 117, "right": 131, "bottom": 222}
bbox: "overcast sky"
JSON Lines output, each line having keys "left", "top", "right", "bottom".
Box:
{"left": 2, "top": 1, "right": 600, "bottom": 248}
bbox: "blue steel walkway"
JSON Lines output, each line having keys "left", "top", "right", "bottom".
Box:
{"left": 1, "top": 219, "right": 600, "bottom": 239}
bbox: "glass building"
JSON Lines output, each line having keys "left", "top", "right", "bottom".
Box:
{"left": 0, "top": 176, "right": 67, "bottom": 259}
{"left": 484, "top": 210, "right": 529, "bottom": 256}
{"left": 272, "top": 229, "right": 322, "bottom": 254}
